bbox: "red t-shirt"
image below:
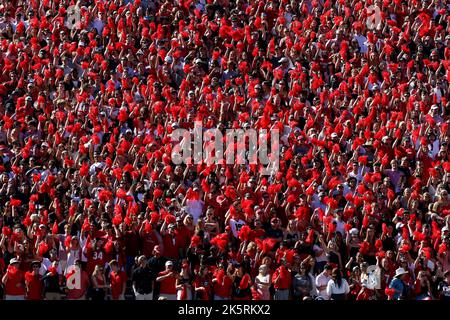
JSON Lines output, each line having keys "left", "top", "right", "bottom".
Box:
{"left": 162, "top": 234, "right": 180, "bottom": 260}
{"left": 204, "top": 192, "right": 220, "bottom": 214}
{"left": 67, "top": 271, "right": 90, "bottom": 299}
{"left": 193, "top": 275, "right": 212, "bottom": 299}
{"left": 124, "top": 231, "right": 140, "bottom": 256}
{"left": 5, "top": 268, "right": 25, "bottom": 296}
{"left": 110, "top": 270, "right": 127, "bottom": 300}
{"left": 213, "top": 275, "right": 232, "bottom": 298}
{"left": 25, "top": 273, "right": 42, "bottom": 300}
{"left": 272, "top": 267, "right": 292, "bottom": 290}
{"left": 176, "top": 226, "right": 191, "bottom": 248}
{"left": 141, "top": 231, "right": 160, "bottom": 257}
{"left": 158, "top": 270, "right": 177, "bottom": 294}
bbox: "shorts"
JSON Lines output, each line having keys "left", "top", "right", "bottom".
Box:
{"left": 45, "top": 292, "right": 62, "bottom": 300}
{"left": 158, "top": 293, "right": 177, "bottom": 300}
{"left": 135, "top": 292, "right": 153, "bottom": 300}
{"left": 274, "top": 289, "right": 289, "bottom": 300}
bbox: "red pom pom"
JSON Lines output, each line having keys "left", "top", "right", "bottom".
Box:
{"left": 358, "top": 156, "right": 368, "bottom": 165}
{"left": 385, "top": 288, "right": 396, "bottom": 298}
{"left": 359, "top": 241, "right": 370, "bottom": 254}
{"left": 52, "top": 222, "right": 59, "bottom": 235}
{"left": 2, "top": 226, "right": 12, "bottom": 236}
{"left": 38, "top": 242, "right": 49, "bottom": 256}
{"left": 10, "top": 199, "right": 22, "bottom": 207}
{"left": 79, "top": 163, "right": 89, "bottom": 177}
{"left": 375, "top": 239, "right": 383, "bottom": 250}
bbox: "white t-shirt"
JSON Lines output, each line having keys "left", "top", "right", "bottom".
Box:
{"left": 333, "top": 219, "right": 346, "bottom": 236}
{"left": 316, "top": 272, "right": 332, "bottom": 300}
{"left": 186, "top": 199, "right": 204, "bottom": 225}
{"left": 326, "top": 278, "right": 350, "bottom": 298}
{"left": 354, "top": 34, "right": 368, "bottom": 53}
{"left": 230, "top": 219, "right": 246, "bottom": 238}
{"left": 92, "top": 19, "right": 104, "bottom": 34}
{"left": 256, "top": 274, "right": 270, "bottom": 289}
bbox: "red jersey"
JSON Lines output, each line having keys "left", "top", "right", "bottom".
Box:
{"left": 86, "top": 248, "right": 106, "bottom": 275}
{"left": 158, "top": 270, "right": 177, "bottom": 294}
{"left": 110, "top": 270, "right": 127, "bottom": 300}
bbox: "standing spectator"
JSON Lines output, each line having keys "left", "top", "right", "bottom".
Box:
{"left": 176, "top": 261, "right": 193, "bottom": 300}
{"left": 293, "top": 264, "right": 314, "bottom": 300}
{"left": 437, "top": 270, "right": 450, "bottom": 301}
{"left": 212, "top": 264, "right": 233, "bottom": 301}
{"left": 272, "top": 261, "right": 291, "bottom": 300}
{"left": 255, "top": 264, "right": 271, "bottom": 300}
{"left": 66, "top": 260, "right": 90, "bottom": 300}
{"left": 131, "top": 255, "right": 153, "bottom": 300}
{"left": 389, "top": 268, "right": 410, "bottom": 300}
{"left": 109, "top": 260, "right": 127, "bottom": 300}
{"left": 2, "top": 258, "right": 25, "bottom": 300}
{"left": 0, "top": 0, "right": 449, "bottom": 302}
{"left": 161, "top": 223, "right": 181, "bottom": 261}
{"left": 193, "top": 265, "right": 212, "bottom": 300}
{"left": 42, "top": 261, "right": 63, "bottom": 300}
{"left": 91, "top": 264, "right": 107, "bottom": 301}
{"left": 148, "top": 245, "right": 167, "bottom": 300}
{"left": 326, "top": 268, "right": 350, "bottom": 300}
{"left": 156, "top": 260, "right": 178, "bottom": 300}
{"left": 231, "top": 264, "right": 252, "bottom": 300}
{"left": 316, "top": 264, "right": 333, "bottom": 300}
{"left": 25, "top": 261, "right": 42, "bottom": 300}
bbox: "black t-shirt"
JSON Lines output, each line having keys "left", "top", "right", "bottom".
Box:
{"left": 42, "top": 272, "right": 62, "bottom": 294}
{"left": 148, "top": 256, "right": 166, "bottom": 275}
{"left": 382, "top": 236, "right": 396, "bottom": 252}
{"left": 285, "top": 233, "right": 299, "bottom": 247}
{"left": 131, "top": 266, "right": 153, "bottom": 294}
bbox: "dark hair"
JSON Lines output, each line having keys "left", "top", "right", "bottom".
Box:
{"left": 332, "top": 268, "right": 343, "bottom": 288}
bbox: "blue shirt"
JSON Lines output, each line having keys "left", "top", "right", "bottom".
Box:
{"left": 389, "top": 278, "right": 405, "bottom": 300}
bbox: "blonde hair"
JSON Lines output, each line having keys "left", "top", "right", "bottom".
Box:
{"left": 246, "top": 241, "right": 256, "bottom": 252}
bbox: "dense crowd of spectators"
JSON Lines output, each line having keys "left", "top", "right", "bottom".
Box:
{"left": 0, "top": 0, "right": 449, "bottom": 300}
